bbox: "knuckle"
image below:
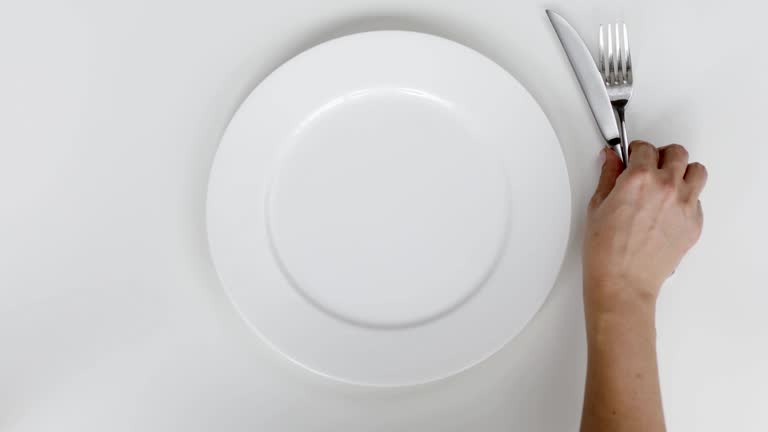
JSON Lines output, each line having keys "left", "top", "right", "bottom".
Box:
{"left": 630, "top": 139, "right": 652, "bottom": 148}
{"left": 666, "top": 144, "right": 689, "bottom": 158}
{"left": 630, "top": 140, "right": 654, "bottom": 152}
{"left": 686, "top": 193, "right": 702, "bottom": 206}
{"left": 627, "top": 166, "right": 653, "bottom": 183}
{"left": 659, "top": 178, "right": 677, "bottom": 197}
{"left": 659, "top": 173, "right": 677, "bottom": 188}
{"left": 690, "top": 162, "right": 708, "bottom": 177}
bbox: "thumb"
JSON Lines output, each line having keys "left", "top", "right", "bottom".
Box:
{"left": 592, "top": 147, "right": 623, "bottom": 205}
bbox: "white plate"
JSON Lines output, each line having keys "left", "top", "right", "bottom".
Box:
{"left": 207, "top": 31, "right": 570, "bottom": 386}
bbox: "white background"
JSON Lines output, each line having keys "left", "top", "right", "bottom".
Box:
{"left": 1, "top": 0, "right": 766, "bottom": 430}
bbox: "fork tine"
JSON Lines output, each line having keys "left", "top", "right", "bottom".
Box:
{"left": 615, "top": 22, "right": 624, "bottom": 83}
{"left": 607, "top": 23, "right": 613, "bottom": 84}
{"left": 599, "top": 25, "right": 606, "bottom": 82}
{"left": 623, "top": 22, "right": 632, "bottom": 84}
{"left": 613, "top": 23, "right": 620, "bottom": 84}
{"left": 619, "top": 22, "right": 626, "bottom": 83}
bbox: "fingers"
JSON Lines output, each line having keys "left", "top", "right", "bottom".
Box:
{"left": 658, "top": 144, "right": 689, "bottom": 178}
{"left": 598, "top": 139, "right": 707, "bottom": 204}
{"left": 592, "top": 147, "right": 624, "bottom": 206}
{"left": 684, "top": 162, "right": 708, "bottom": 199}
{"left": 628, "top": 140, "right": 659, "bottom": 170}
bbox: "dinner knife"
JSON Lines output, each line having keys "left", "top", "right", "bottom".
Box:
{"left": 546, "top": 10, "right": 624, "bottom": 162}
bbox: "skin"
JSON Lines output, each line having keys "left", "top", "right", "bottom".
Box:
{"left": 580, "top": 140, "right": 708, "bottom": 432}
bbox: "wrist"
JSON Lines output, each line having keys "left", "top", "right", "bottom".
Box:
{"left": 583, "top": 277, "right": 658, "bottom": 345}
{"left": 583, "top": 275, "right": 659, "bottom": 313}
{"left": 584, "top": 303, "right": 658, "bottom": 353}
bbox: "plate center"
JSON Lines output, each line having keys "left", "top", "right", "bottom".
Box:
{"left": 267, "top": 88, "right": 509, "bottom": 328}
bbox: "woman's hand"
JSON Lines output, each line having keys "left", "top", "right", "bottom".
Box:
{"left": 583, "top": 141, "right": 708, "bottom": 313}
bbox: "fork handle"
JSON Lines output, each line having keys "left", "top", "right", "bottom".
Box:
{"left": 616, "top": 106, "right": 629, "bottom": 166}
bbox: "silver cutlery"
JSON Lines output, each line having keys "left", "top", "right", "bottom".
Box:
{"left": 599, "top": 22, "right": 633, "bottom": 166}
{"left": 547, "top": 10, "right": 623, "bottom": 161}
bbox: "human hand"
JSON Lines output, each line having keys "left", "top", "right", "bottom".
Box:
{"left": 583, "top": 141, "right": 708, "bottom": 314}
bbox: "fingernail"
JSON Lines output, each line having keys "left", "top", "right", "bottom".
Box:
{"left": 599, "top": 148, "right": 607, "bottom": 164}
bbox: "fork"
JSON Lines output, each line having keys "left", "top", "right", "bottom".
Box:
{"left": 599, "top": 22, "right": 633, "bottom": 166}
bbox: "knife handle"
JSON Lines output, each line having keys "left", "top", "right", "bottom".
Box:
{"left": 616, "top": 107, "right": 629, "bottom": 166}
{"left": 610, "top": 143, "right": 624, "bottom": 163}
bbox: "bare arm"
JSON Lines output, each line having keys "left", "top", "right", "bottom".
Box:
{"left": 580, "top": 141, "right": 708, "bottom": 432}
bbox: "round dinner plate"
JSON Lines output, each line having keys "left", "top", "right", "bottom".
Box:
{"left": 207, "top": 31, "right": 570, "bottom": 386}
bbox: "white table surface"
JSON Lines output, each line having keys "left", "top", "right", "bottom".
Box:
{"left": 1, "top": 0, "right": 766, "bottom": 430}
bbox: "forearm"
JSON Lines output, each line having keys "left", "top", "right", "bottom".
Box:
{"left": 580, "top": 281, "right": 666, "bottom": 432}
{"left": 579, "top": 142, "right": 706, "bottom": 431}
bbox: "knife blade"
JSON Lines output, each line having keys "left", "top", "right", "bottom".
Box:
{"left": 547, "top": 10, "right": 623, "bottom": 157}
